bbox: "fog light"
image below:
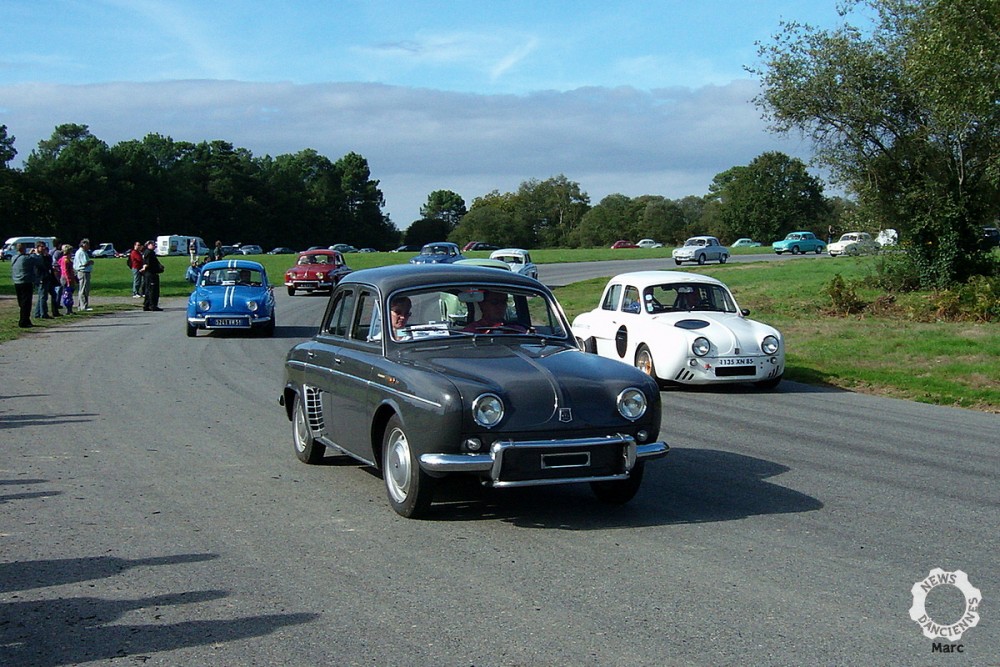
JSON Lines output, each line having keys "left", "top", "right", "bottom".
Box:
{"left": 463, "top": 438, "right": 483, "bottom": 452}
{"left": 688, "top": 359, "right": 698, "bottom": 367}
{"left": 636, "top": 429, "right": 649, "bottom": 442}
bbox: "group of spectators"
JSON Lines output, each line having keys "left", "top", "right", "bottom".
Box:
{"left": 9, "top": 238, "right": 164, "bottom": 328}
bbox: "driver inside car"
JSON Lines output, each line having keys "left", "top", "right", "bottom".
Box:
{"left": 462, "top": 291, "right": 526, "bottom": 333}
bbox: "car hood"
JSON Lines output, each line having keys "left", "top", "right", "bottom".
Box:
{"left": 405, "top": 343, "right": 651, "bottom": 429}
{"left": 192, "top": 285, "right": 269, "bottom": 307}
{"left": 649, "top": 312, "right": 778, "bottom": 354}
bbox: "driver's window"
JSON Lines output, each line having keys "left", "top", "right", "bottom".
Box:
{"left": 622, "top": 286, "right": 641, "bottom": 314}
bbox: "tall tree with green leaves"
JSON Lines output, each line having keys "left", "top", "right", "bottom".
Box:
{"left": 753, "top": 0, "right": 1000, "bottom": 287}
{"left": 420, "top": 190, "right": 467, "bottom": 228}
{"left": 707, "top": 152, "right": 829, "bottom": 243}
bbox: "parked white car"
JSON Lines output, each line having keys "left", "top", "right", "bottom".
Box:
{"left": 731, "top": 238, "right": 762, "bottom": 248}
{"left": 571, "top": 271, "right": 784, "bottom": 388}
{"left": 671, "top": 236, "right": 729, "bottom": 265}
{"left": 489, "top": 248, "right": 538, "bottom": 279}
{"left": 828, "top": 232, "right": 879, "bottom": 257}
{"left": 636, "top": 238, "right": 663, "bottom": 248}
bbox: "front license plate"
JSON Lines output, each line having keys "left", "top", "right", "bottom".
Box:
{"left": 208, "top": 317, "right": 249, "bottom": 328}
{"left": 719, "top": 357, "right": 755, "bottom": 365}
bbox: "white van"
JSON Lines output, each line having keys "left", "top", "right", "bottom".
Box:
{"left": 2, "top": 236, "right": 57, "bottom": 260}
{"left": 156, "top": 235, "right": 210, "bottom": 257}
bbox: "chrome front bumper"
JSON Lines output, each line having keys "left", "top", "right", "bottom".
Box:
{"left": 419, "top": 434, "right": 668, "bottom": 488}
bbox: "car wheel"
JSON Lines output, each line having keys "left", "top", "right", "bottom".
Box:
{"left": 634, "top": 344, "right": 657, "bottom": 379}
{"left": 674, "top": 259, "right": 682, "bottom": 265}
{"left": 591, "top": 461, "right": 644, "bottom": 505}
{"left": 816, "top": 246, "right": 824, "bottom": 254}
{"left": 287, "top": 286, "right": 295, "bottom": 296}
{"left": 791, "top": 246, "right": 801, "bottom": 255}
{"left": 719, "top": 254, "right": 728, "bottom": 264}
{"left": 382, "top": 415, "right": 435, "bottom": 518}
{"left": 292, "top": 393, "right": 326, "bottom": 464}
{"left": 186, "top": 321, "right": 197, "bottom": 337}
{"left": 697, "top": 254, "right": 706, "bottom": 265}
{"left": 755, "top": 374, "right": 783, "bottom": 390}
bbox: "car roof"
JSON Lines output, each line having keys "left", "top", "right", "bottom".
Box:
{"left": 606, "top": 270, "right": 727, "bottom": 289}
{"left": 339, "top": 264, "right": 545, "bottom": 294}
{"left": 298, "top": 249, "right": 342, "bottom": 257}
{"left": 490, "top": 248, "right": 529, "bottom": 256}
{"left": 455, "top": 258, "right": 511, "bottom": 269}
{"left": 202, "top": 259, "right": 267, "bottom": 271}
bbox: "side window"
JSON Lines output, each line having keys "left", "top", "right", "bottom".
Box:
{"left": 622, "top": 286, "right": 641, "bottom": 314}
{"left": 601, "top": 284, "right": 622, "bottom": 311}
{"left": 352, "top": 290, "right": 378, "bottom": 341}
{"left": 325, "top": 288, "right": 356, "bottom": 337}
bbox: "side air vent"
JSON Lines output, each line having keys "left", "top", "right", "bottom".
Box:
{"left": 303, "top": 384, "right": 324, "bottom": 431}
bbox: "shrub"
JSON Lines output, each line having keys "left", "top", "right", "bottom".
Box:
{"left": 825, "top": 273, "right": 866, "bottom": 315}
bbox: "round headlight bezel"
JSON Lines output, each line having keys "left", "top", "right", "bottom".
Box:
{"left": 198, "top": 300, "right": 210, "bottom": 311}
{"left": 692, "top": 336, "right": 711, "bottom": 357}
{"left": 247, "top": 301, "right": 259, "bottom": 312}
{"left": 761, "top": 334, "right": 779, "bottom": 355}
{"left": 472, "top": 393, "right": 504, "bottom": 429}
{"left": 617, "top": 387, "right": 647, "bottom": 421}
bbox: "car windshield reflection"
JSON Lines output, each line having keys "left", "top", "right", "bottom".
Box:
{"left": 642, "top": 283, "right": 737, "bottom": 314}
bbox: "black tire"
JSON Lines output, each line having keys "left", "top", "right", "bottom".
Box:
{"left": 719, "top": 254, "right": 728, "bottom": 264}
{"left": 697, "top": 254, "right": 706, "bottom": 265}
{"left": 382, "top": 415, "right": 435, "bottom": 518}
{"left": 186, "top": 321, "right": 197, "bottom": 337}
{"left": 791, "top": 245, "right": 801, "bottom": 255}
{"left": 591, "top": 461, "right": 645, "bottom": 505}
{"left": 674, "top": 259, "right": 682, "bottom": 265}
{"left": 755, "top": 374, "right": 783, "bottom": 390}
{"left": 816, "top": 246, "right": 824, "bottom": 254}
{"left": 287, "top": 286, "right": 295, "bottom": 296}
{"left": 634, "top": 344, "right": 656, "bottom": 379}
{"left": 292, "top": 393, "right": 326, "bottom": 464}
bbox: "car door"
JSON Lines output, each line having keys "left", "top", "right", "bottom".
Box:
{"left": 319, "top": 287, "right": 381, "bottom": 462}
{"left": 591, "top": 283, "right": 642, "bottom": 361}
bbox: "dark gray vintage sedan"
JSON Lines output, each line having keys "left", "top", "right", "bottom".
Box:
{"left": 280, "top": 265, "right": 668, "bottom": 518}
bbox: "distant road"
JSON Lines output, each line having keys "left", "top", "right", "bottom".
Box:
{"left": 538, "top": 251, "right": 825, "bottom": 286}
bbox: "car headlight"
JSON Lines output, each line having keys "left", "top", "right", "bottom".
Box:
{"left": 617, "top": 388, "right": 647, "bottom": 421}
{"left": 247, "top": 301, "right": 258, "bottom": 312}
{"left": 472, "top": 393, "right": 504, "bottom": 428}
{"left": 692, "top": 337, "right": 711, "bottom": 356}
{"left": 761, "top": 335, "right": 779, "bottom": 355}
{"left": 198, "top": 300, "right": 210, "bottom": 311}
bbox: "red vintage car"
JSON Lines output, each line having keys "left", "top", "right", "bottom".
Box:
{"left": 284, "top": 250, "right": 352, "bottom": 296}
{"left": 611, "top": 240, "right": 638, "bottom": 249}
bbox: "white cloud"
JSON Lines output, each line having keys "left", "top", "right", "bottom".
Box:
{"left": 0, "top": 79, "right": 818, "bottom": 225}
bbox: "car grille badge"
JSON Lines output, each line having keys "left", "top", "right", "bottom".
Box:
{"left": 558, "top": 408, "right": 573, "bottom": 423}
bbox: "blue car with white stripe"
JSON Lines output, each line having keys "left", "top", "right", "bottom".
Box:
{"left": 186, "top": 259, "right": 276, "bottom": 337}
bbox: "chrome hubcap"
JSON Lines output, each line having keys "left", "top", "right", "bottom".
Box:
{"left": 386, "top": 429, "right": 410, "bottom": 502}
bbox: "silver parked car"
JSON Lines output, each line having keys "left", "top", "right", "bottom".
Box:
{"left": 672, "top": 236, "right": 729, "bottom": 265}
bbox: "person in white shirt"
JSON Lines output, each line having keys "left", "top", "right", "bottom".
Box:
{"left": 73, "top": 238, "right": 94, "bottom": 311}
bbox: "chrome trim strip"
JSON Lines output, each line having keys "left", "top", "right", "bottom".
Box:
{"left": 286, "top": 361, "right": 443, "bottom": 409}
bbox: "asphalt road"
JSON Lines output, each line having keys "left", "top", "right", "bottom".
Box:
{"left": 1, "top": 257, "right": 997, "bottom": 666}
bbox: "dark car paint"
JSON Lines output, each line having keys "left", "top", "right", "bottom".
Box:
{"left": 282, "top": 265, "right": 666, "bottom": 511}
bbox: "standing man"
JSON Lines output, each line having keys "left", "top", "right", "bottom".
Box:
{"left": 73, "top": 238, "right": 94, "bottom": 311}
{"left": 212, "top": 240, "right": 224, "bottom": 261}
{"left": 10, "top": 243, "right": 40, "bottom": 328}
{"left": 33, "top": 242, "right": 59, "bottom": 318}
{"left": 128, "top": 241, "right": 144, "bottom": 298}
{"left": 140, "top": 240, "right": 163, "bottom": 311}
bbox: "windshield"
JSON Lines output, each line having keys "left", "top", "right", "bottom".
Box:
{"left": 385, "top": 284, "right": 568, "bottom": 342}
{"left": 201, "top": 267, "right": 264, "bottom": 287}
{"left": 641, "top": 283, "right": 737, "bottom": 314}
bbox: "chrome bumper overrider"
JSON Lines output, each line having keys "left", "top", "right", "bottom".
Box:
{"left": 419, "top": 434, "right": 669, "bottom": 488}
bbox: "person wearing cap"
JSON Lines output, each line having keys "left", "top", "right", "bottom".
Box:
{"left": 140, "top": 240, "right": 163, "bottom": 311}
{"left": 73, "top": 238, "right": 94, "bottom": 311}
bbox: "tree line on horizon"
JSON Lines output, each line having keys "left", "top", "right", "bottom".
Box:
{"left": 0, "top": 122, "right": 845, "bottom": 255}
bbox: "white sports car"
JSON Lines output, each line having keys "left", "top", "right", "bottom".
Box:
{"left": 571, "top": 271, "right": 784, "bottom": 388}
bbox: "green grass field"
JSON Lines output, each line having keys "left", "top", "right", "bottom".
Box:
{"left": 2, "top": 249, "right": 997, "bottom": 412}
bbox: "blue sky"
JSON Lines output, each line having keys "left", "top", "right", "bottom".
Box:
{"left": 2, "top": 1, "right": 854, "bottom": 226}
